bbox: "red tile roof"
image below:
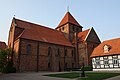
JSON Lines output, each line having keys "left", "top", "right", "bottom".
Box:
{"left": 91, "top": 38, "right": 120, "bottom": 57}
{"left": 15, "top": 18, "right": 73, "bottom": 47}
{"left": 0, "top": 41, "right": 7, "bottom": 49}
{"left": 78, "top": 29, "right": 90, "bottom": 41}
{"left": 56, "top": 12, "right": 82, "bottom": 29}
{"left": 72, "top": 28, "right": 90, "bottom": 43}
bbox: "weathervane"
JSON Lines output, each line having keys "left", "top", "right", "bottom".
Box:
{"left": 14, "top": 15, "right": 16, "bottom": 18}
{"left": 67, "top": 6, "right": 69, "bottom": 12}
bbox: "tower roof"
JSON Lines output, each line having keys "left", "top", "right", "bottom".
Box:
{"left": 56, "top": 12, "right": 82, "bottom": 29}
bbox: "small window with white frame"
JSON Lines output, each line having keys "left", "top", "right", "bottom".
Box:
{"left": 104, "top": 60, "right": 109, "bottom": 65}
{"left": 103, "top": 45, "right": 111, "bottom": 53}
{"left": 96, "top": 61, "right": 100, "bottom": 65}
{"left": 96, "top": 57, "right": 100, "bottom": 60}
{"left": 95, "top": 57, "right": 100, "bottom": 66}
{"left": 113, "top": 59, "right": 118, "bottom": 65}
{"left": 104, "top": 45, "right": 108, "bottom": 53}
{"left": 62, "top": 27, "right": 64, "bottom": 30}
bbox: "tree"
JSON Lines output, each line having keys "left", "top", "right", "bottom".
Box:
{"left": 81, "top": 58, "right": 85, "bottom": 77}
{"left": 0, "top": 48, "right": 16, "bottom": 73}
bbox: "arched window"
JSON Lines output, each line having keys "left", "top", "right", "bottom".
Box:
{"left": 48, "top": 47, "right": 51, "bottom": 56}
{"left": 48, "top": 62, "right": 51, "bottom": 68}
{"left": 65, "top": 63, "right": 67, "bottom": 68}
{"left": 71, "top": 50, "right": 74, "bottom": 57}
{"left": 58, "top": 48, "right": 60, "bottom": 56}
{"left": 65, "top": 49, "right": 67, "bottom": 56}
{"left": 26, "top": 44, "right": 31, "bottom": 54}
{"left": 93, "top": 45, "right": 95, "bottom": 49}
{"left": 72, "top": 63, "right": 74, "bottom": 68}
{"left": 72, "top": 27, "right": 75, "bottom": 31}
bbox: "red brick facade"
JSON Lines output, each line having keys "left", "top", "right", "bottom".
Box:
{"left": 8, "top": 12, "right": 101, "bottom": 72}
{"left": 78, "top": 28, "right": 101, "bottom": 66}
{"left": 0, "top": 41, "right": 7, "bottom": 49}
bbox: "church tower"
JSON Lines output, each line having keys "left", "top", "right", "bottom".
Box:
{"left": 56, "top": 12, "right": 83, "bottom": 42}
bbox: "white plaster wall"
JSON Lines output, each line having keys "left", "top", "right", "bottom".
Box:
{"left": 93, "top": 68, "right": 120, "bottom": 71}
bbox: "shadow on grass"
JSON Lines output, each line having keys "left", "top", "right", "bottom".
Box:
{"left": 44, "top": 72, "right": 120, "bottom": 80}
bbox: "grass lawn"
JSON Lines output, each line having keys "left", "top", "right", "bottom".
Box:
{"left": 44, "top": 72, "right": 120, "bottom": 80}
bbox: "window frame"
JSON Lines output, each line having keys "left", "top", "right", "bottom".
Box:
{"left": 113, "top": 59, "right": 118, "bottom": 65}
{"left": 48, "top": 47, "right": 51, "bottom": 56}
{"left": 65, "top": 49, "right": 67, "bottom": 56}
{"left": 62, "top": 27, "right": 64, "bottom": 30}
{"left": 26, "top": 44, "right": 31, "bottom": 55}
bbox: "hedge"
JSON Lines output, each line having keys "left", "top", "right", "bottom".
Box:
{"left": 81, "top": 66, "right": 93, "bottom": 71}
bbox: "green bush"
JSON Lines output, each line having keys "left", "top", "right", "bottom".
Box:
{"left": 1, "top": 61, "right": 16, "bottom": 73}
{"left": 81, "top": 66, "right": 93, "bottom": 71}
{"left": 2, "top": 66, "right": 16, "bottom": 73}
{"left": 0, "top": 48, "right": 16, "bottom": 73}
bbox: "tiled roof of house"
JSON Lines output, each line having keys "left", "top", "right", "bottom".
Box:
{"left": 0, "top": 41, "right": 7, "bottom": 49}
{"left": 91, "top": 38, "right": 120, "bottom": 57}
{"left": 72, "top": 28, "right": 90, "bottom": 43}
{"left": 15, "top": 18, "right": 73, "bottom": 47}
{"left": 56, "top": 12, "right": 82, "bottom": 29}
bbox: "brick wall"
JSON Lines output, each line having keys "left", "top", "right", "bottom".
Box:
{"left": 13, "top": 39, "right": 20, "bottom": 70}
{"left": 78, "top": 28, "right": 101, "bottom": 67}
{"left": 16, "top": 38, "right": 74, "bottom": 72}
{"left": 87, "top": 41, "right": 100, "bottom": 66}
{"left": 19, "top": 39, "right": 37, "bottom": 72}
{"left": 78, "top": 42, "right": 88, "bottom": 66}
{"left": 8, "top": 22, "right": 15, "bottom": 48}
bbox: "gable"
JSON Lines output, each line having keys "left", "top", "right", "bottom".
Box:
{"left": 86, "top": 28, "right": 101, "bottom": 43}
{"left": 56, "top": 12, "right": 82, "bottom": 29}
{"left": 8, "top": 18, "right": 25, "bottom": 48}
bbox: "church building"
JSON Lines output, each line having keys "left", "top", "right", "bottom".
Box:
{"left": 8, "top": 11, "right": 101, "bottom": 72}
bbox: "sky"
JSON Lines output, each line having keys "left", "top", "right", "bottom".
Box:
{"left": 0, "top": 0, "right": 120, "bottom": 44}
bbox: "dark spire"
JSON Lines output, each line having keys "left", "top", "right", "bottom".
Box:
{"left": 67, "top": 6, "right": 69, "bottom": 12}
{"left": 13, "top": 15, "right": 17, "bottom": 26}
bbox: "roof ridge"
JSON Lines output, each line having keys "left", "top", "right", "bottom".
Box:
{"left": 68, "top": 12, "right": 70, "bottom": 23}
{"left": 84, "top": 27, "right": 92, "bottom": 41}
{"left": 103, "top": 38, "right": 120, "bottom": 42}
{"left": 83, "top": 28, "right": 91, "bottom": 32}
{"left": 0, "top": 41, "right": 6, "bottom": 44}
{"left": 78, "top": 28, "right": 91, "bottom": 35}
{"left": 15, "top": 18, "right": 62, "bottom": 33}
{"left": 15, "top": 18, "right": 44, "bottom": 27}
{"left": 56, "top": 12, "right": 81, "bottom": 29}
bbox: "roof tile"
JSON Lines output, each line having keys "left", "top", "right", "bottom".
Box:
{"left": 56, "top": 12, "right": 82, "bottom": 29}
{"left": 91, "top": 38, "right": 120, "bottom": 57}
{"left": 78, "top": 29, "right": 90, "bottom": 41}
{"left": 15, "top": 18, "right": 73, "bottom": 47}
{"left": 72, "top": 29, "right": 90, "bottom": 43}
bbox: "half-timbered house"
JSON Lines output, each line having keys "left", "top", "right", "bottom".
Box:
{"left": 91, "top": 38, "right": 120, "bottom": 71}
